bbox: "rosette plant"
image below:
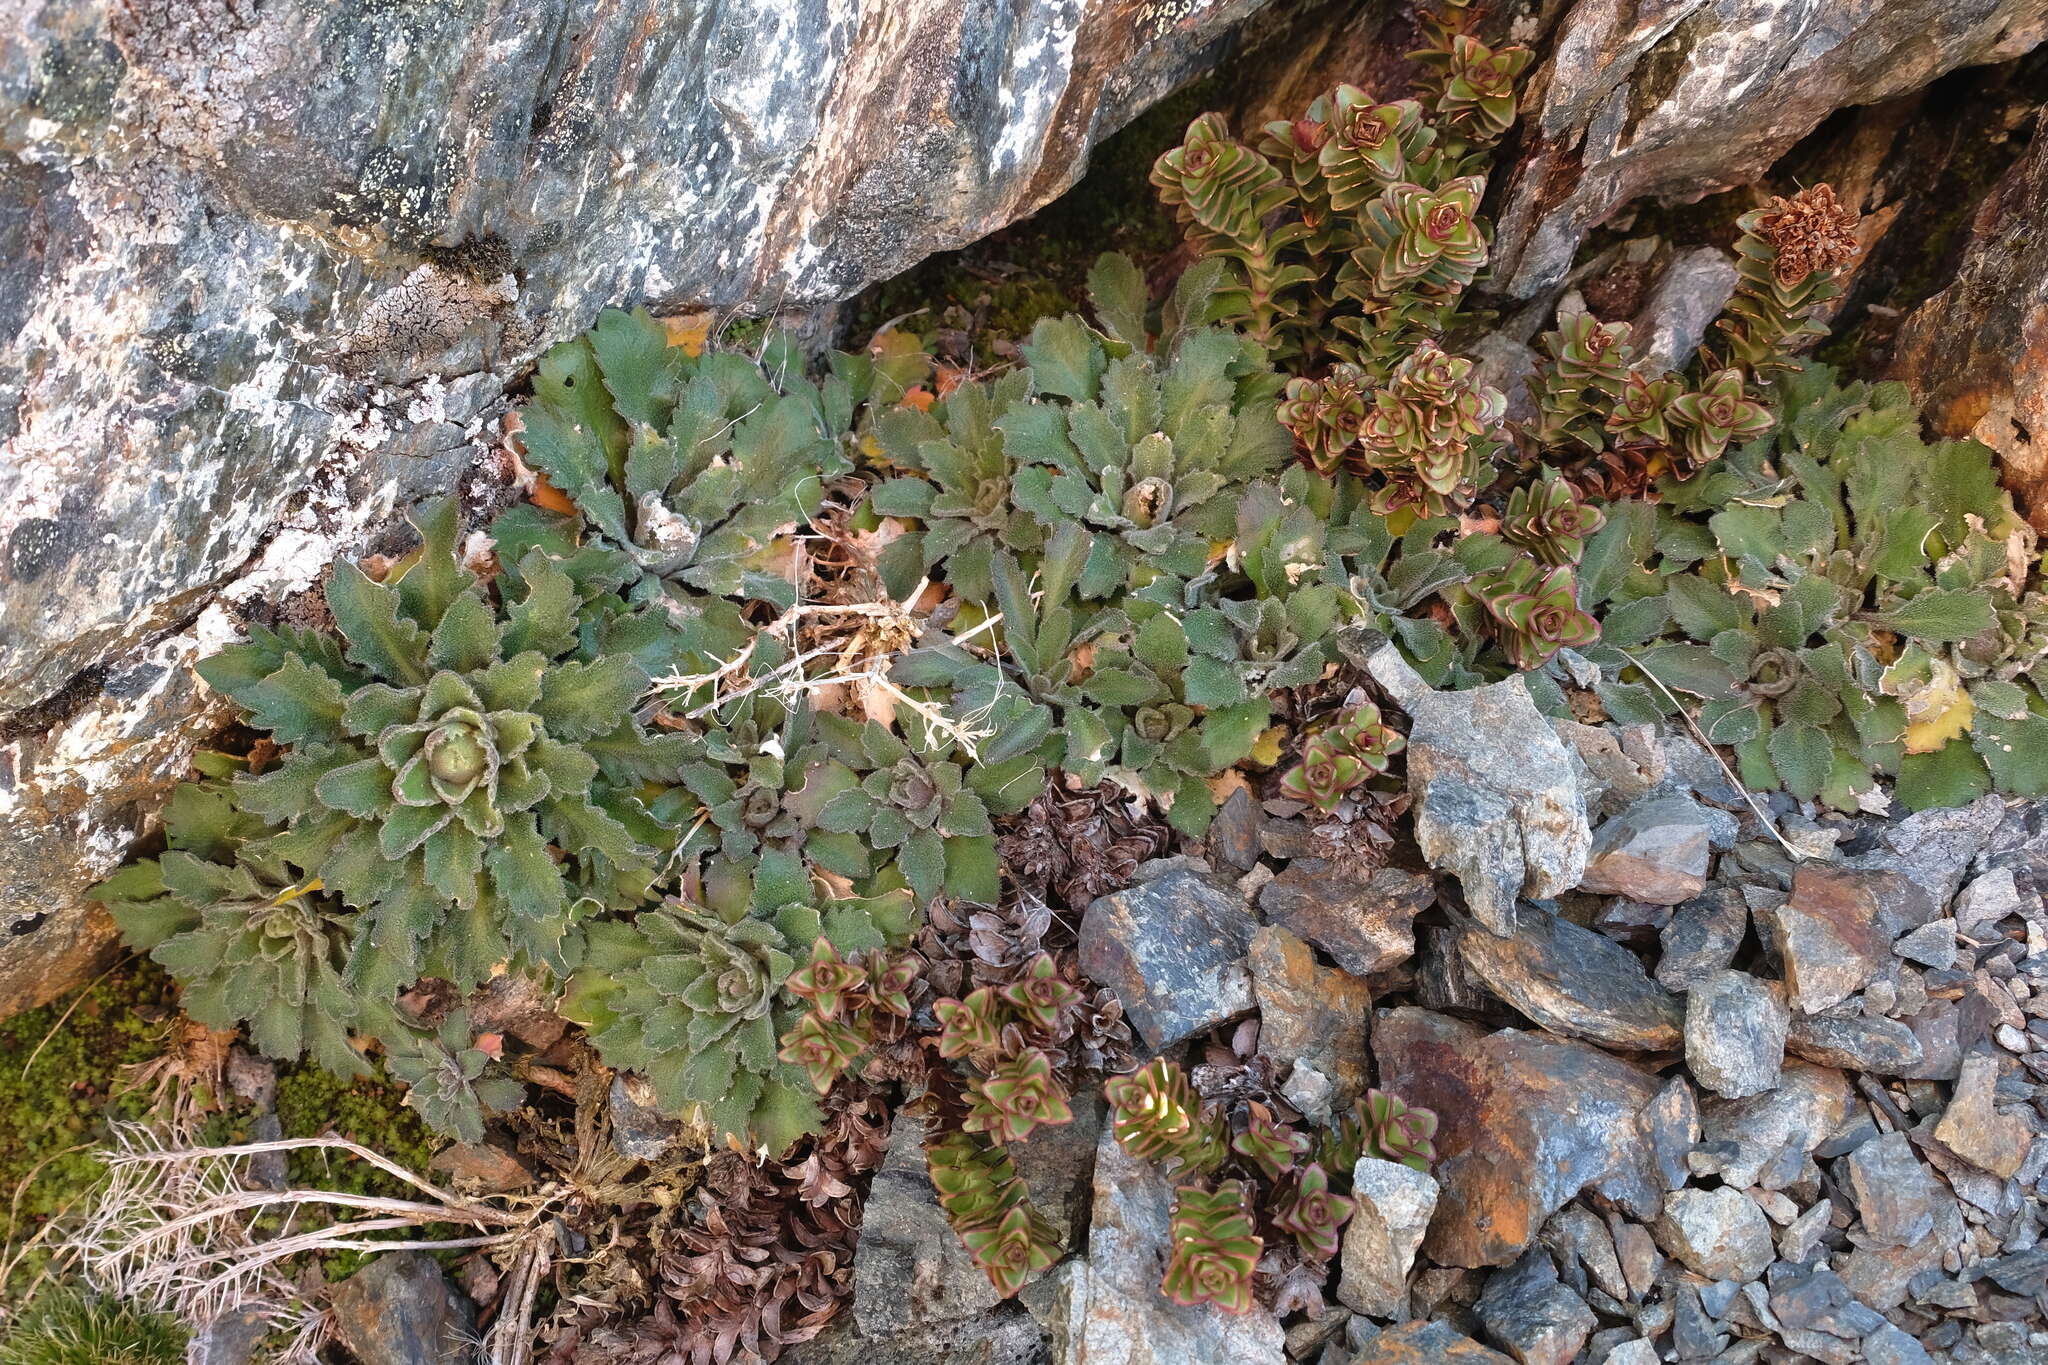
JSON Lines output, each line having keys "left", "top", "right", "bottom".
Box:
{"left": 383, "top": 1010, "right": 526, "bottom": 1146}
{"left": 1671, "top": 369, "right": 1774, "bottom": 467}
{"left": 1104, "top": 1057, "right": 1228, "bottom": 1175}
{"left": 1317, "top": 1088, "right": 1441, "bottom": 1175}
{"left": 1281, "top": 700, "right": 1406, "bottom": 812}
{"left": 193, "top": 499, "right": 687, "bottom": 993}
{"left": 926, "top": 1131, "right": 1063, "bottom": 1297}
{"left": 1502, "top": 468, "right": 1607, "bottom": 566}
{"left": 1473, "top": 557, "right": 1600, "bottom": 671}
{"left": 1161, "top": 1182, "right": 1263, "bottom": 1313}
{"left": 93, "top": 770, "right": 375, "bottom": 1078}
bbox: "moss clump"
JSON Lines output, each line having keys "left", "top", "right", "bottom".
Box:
{"left": 0, "top": 1284, "right": 185, "bottom": 1365}
{"left": 273, "top": 1061, "right": 437, "bottom": 1197}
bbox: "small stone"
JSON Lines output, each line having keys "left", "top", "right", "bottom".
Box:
{"left": 1685, "top": 970, "right": 1788, "bottom": 1099}
{"left": 1259, "top": 865, "right": 1438, "bottom": 979}
{"left": 1768, "top": 1261, "right": 1883, "bottom": 1338}
{"left": 1933, "top": 1051, "right": 2034, "bottom": 1178}
{"left": 1759, "top": 867, "right": 1893, "bottom": 1014}
{"left": 428, "top": 1140, "right": 534, "bottom": 1193}
{"left": 1611, "top": 1219, "right": 1663, "bottom": 1299}
{"left": 1338, "top": 1157, "right": 1440, "bottom": 1319}
{"left": 1369, "top": 646, "right": 1590, "bottom": 935}
{"left": 1844, "top": 1131, "right": 1938, "bottom": 1247}
{"left": 609, "top": 1072, "right": 685, "bottom": 1161}
{"left": 1785, "top": 1012, "right": 1925, "bottom": 1075}
{"left": 330, "top": 1252, "right": 478, "bottom": 1365}
{"left": 1698, "top": 1063, "right": 1852, "bottom": 1189}
{"left": 1474, "top": 1248, "right": 1595, "bottom": 1365}
{"left": 1209, "top": 786, "right": 1261, "bottom": 871}
{"left": 1455, "top": 903, "right": 1683, "bottom": 1051}
{"left": 1249, "top": 925, "right": 1373, "bottom": 1106}
{"left": 1602, "top": 1342, "right": 1658, "bottom": 1365}
{"left": 1653, "top": 1187, "right": 1775, "bottom": 1283}
{"left": 1656, "top": 887, "right": 1749, "bottom": 992}
{"left": 1750, "top": 1188, "right": 1798, "bottom": 1225}
{"left": 1955, "top": 867, "right": 2025, "bottom": 938}
{"left": 1995, "top": 1022, "right": 2031, "bottom": 1053}
{"left": 1349, "top": 1319, "right": 1516, "bottom": 1363}
{"left": 855, "top": 1112, "right": 1004, "bottom": 1333}
{"left": 1862, "top": 1322, "right": 1935, "bottom": 1365}
{"left": 1778, "top": 1199, "right": 1834, "bottom": 1262}
{"left": 1577, "top": 793, "right": 1715, "bottom": 904}
{"left": 1281, "top": 1062, "right": 1336, "bottom": 1124}
{"left": 1630, "top": 245, "right": 1740, "bottom": 373}
{"left": 1645, "top": 1075, "right": 1700, "bottom": 1193}
{"left": 1078, "top": 860, "right": 1256, "bottom": 1050}
{"left": 1894, "top": 920, "right": 1957, "bottom": 969}
{"left": 1846, "top": 796, "right": 2005, "bottom": 912}
{"left": 1374, "top": 1007, "right": 1662, "bottom": 1268}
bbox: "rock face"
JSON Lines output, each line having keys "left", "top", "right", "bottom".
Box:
{"left": 1373, "top": 1007, "right": 1662, "bottom": 1269}
{"left": 1488, "top": 0, "right": 2047, "bottom": 298}
{"left": 1368, "top": 646, "right": 1590, "bottom": 935}
{"left": 1891, "top": 109, "right": 2048, "bottom": 533}
{"left": 0, "top": 0, "right": 1284, "bottom": 1015}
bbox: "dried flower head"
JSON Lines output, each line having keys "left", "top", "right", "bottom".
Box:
{"left": 1755, "top": 183, "right": 1861, "bottom": 287}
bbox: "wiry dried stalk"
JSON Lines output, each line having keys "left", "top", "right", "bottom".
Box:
{"left": 68, "top": 1125, "right": 557, "bottom": 1364}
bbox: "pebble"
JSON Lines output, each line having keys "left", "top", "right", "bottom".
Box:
{"left": 1685, "top": 969, "right": 1788, "bottom": 1098}
{"left": 1894, "top": 920, "right": 1958, "bottom": 969}
{"left": 1653, "top": 1187, "right": 1775, "bottom": 1282}
{"left": 1844, "top": 1131, "right": 1940, "bottom": 1247}
{"left": 1473, "top": 1248, "right": 1595, "bottom": 1365}
{"left": 1339, "top": 1158, "right": 1440, "bottom": 1319}
{"left": 1576, "top": 793, "right": 1716, "bottom": 905}
{"left": 1933, "top": 1051, "right": 2035, "bottom": 1178}
{"left": 1656, "top": 886, "right": 1749, "bottom": 991}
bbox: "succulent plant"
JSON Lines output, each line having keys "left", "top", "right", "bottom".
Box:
{"left": 503, "top": 308, "right": 857, "bottom": 614}
{"left": 998, "top": 953, "right": 1084, "bottom": 1034}
{"left": 926, "top": 1128, "right": 1063, "bottom": 1297}
{"left": 964, "top": 1047, "right": 1075, "bottom": 1144}
{"left": 1422, "top": 32, "right": 1532, "bottom": 142}
{"left": 1347, "top": 342, "right": 1508, "bottom": 517}
{"left": 1230, "top": 1107, "right": 1309, "bottom": 1180}
{"left": 193, "top": 498, "right": 688, "bottom": 993}
{"left": 564, "top": 848, "right": 915, "bottom": 1154}
{"left": 1270, "top": 1162, "right": 1355, "bottom": 1261}
{"left": 1502, "top": 467, "right": 1608, "bottom": 567}
{"left": 1319, "top": 1088, "right": 1441, "bottom": 1174}
{"left": 1473, "top": 557, "right": 1601, "bottom": 672}
{"left": 1105, "top": 1057, "right": 1228, "bottom": 1176}
{"left": 1353, "top": 176, "right": 1489, "bottom": 298}
{"left": 1715, "top": 185, "right": 1861, "bottom": 381}
{"left": 1670, "top": 368, "right": 1774, "bottom": 468}
{"left": 92, "top": 773, "right": 374, "bottom": 1078}
{"left": 1161, "top": 1181, "right": 1263, "bottom": 1313}
{"left": 1280, "top": 700, "right": 1406, "bottom": 811}
{"left": 382, "top": 1010, "right": 527, "bottom": 1145}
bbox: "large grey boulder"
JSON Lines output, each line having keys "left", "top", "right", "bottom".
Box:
{"left": 0, "top": 0, "right": 1282, "bottom": 1014}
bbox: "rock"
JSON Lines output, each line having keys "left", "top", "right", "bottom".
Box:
{"left": 1653, "top": 1187, "right": 1774, "bottom": 1283}
{"left": 1454, "top": 903, "right": 1683, "bottom": 1051}
{"left": 1078, "top": 859, "right": 1256, "bottom": 1051}
{"left": 1685, "top": 970, "right": 1789, "bottom": 1100}
{"left": 1473, "top": 1249, "right": 1595, "bottom": 1365}
{"left": 1367, "top": 646, "right": 1589, "bottom": 936}
{"left": 1655, "top": 887, "right": 1749, "bottom": 992}
{"left": 1767, "top": 1261, "right": 1885, "bottom": 1341}
{"left": 1894, "top": 920, "right": 1957, "bottom": 969}
{"left": 1602, "top": 1342, "right": 1658, "bottom": 1365}
{"left": 610, "top": 1073, "right": 686, "bottom": 1162}
{"left": 1628, "top": 247, "right": 1739, "bottom": 375}
{"left": 1209, "top": 787, "right": 1261, "bottom": 871}
{"left": 1759, "top": 867, "right": 1894, "bottom": 1014}
{"left": 1846, "top": 797, "right": 2007, "bottom": 913}
{"left": 1890, "top": 118, "right": 2048, "bottom": 533}
{"left": 1778, "top": 1199, "right": 1835, "bottom": 1264}
{"left": 1644, "top": 1074, "right": 1699, "bottom": 1193}
{"left": 784, "top": 1307, "right": 1049, "bottom": 1365}
{"left": 1043, "top": 1126, "right": 1284, "bottom": 1365}
{"left": 1470, "top": 332, "right": 1540, "bottom": 426}
{"left": 1577, "top": 794, "right": 1715, "bottom": 905}
{"left": 1862, "top": 1321, "right": 1936, "bottom": 1365}
{"left": 1698, "top": 1063, "right": 1853, "bottom": 1190}
{"left": 190, "top": 1308, "right": 270, "bottom": 1365}
{"left": 1249, "top": 925, "right": 1372, "bottom": 1108}
{"left": 1346, "top": 1319, "right": 1515, "bottom": 1364}
{"left": 1258, "top": 864, "right": 1436, "bottom": 978}
{"left": 428, "top": 1141, "right": 534, "bottom": 1193}
{"left": 1010, "top": 1087, "right": 1106, "bottom": 1248}
{"left": 330, "top": 1252, "right": 478, "bottom": 1365}
{"left": 1337, "top": 1157, "right": 1439, "bottom": 1319}
{"left": 1844, "top": 1131, "right": 1939, "bottom": 1247}
{"left": 1785, "top": 1012, "right": 1925, "bottom": 1076}
{"left": 0, "top": 0, "right": 1291, "bottom": 1017}
{"left": 1373, "top": 1007, "right": 1662, "bottom": 1268}
{"left": 856, "top": 1113, "right": 1005, "bottom": 1334}
{"left": 1933, "top": 1051, "right": 2034, "bottom": 1179}
{"left": 1487, "top": 0, "right": 2044, "bottom": 297}
{"left": 1541, "top": 1206, "right": 1627, "bottom": 1304}
{"left": 1954, "top": 867, "right": 2027, "bottom": 938}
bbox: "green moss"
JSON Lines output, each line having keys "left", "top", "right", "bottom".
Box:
{"left": 843, "top": 78, "right": 1215, "bottom": 358}
{"left": 0, "top": 1284, "right": 185, "bottom": 1365}
{"left": 0, "top": 959, "right": 177, "bottom": 1286}
{"left": 273, "top": 1061, "right": 437, "bottom": 1197}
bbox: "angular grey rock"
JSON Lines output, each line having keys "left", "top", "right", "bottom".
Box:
{"left": 0, "top": 0, "right": 1291, "bottom": 1016}
{"left": 1368, "top": 646, "right": 1589, "bottom": 935}
{"left": 1208, "top": 787, "right": 1261, "bottom": 871}
{"left": 1338, "top": 1157, "right": 1439, "bottom": 1319}
{"left": 330, "top": 1252, "right": 478, "bottom": 1365}
{"left": 1455, "top": 903, "right": 1683, "bottom": 1051}
{"left": 1473, "top": 1248, "right": 1594, "bottom": 1365}
{"left": 1078, "top": 860, "right": 1256, "bottom": 1051}
{"left": 1488, "top": 0, "right": 2044, "bottom": 296}
{"left": 1846, "top": 796, "right": 2008, "bottom": 912}
{"left": 1778, "top": 1199, "right": 1836, "bottom": 1264}
{"left": 1933, "top": 1050, "right": 2034, "bottom": 1179}
{"left": 1602, "top": 1342, "right": 1658, "bottom": 1365}
{"left": 1258, "top": 863, "right": 1436, "bottom": 978}
{"left": 1653, "top": 1187, "right": 1774, "bottom": 1283}
{"left": 1685, "top": 970, "right": 1788, "bottom": 1100}
{"left": 1861, "top": 1322, "right": 1935, "bottom": 1365}
{"left": 609, "top": 1073, "right": 686, "bottom": 1162}
{"left": 1349, "top": 1320, "right": 1516, "bottom": 1363}
{"left": 1785, "top": 1012, "right": 1925, "bottom": 1076}
{"left": 1042, "top": 1127, "right": 1284, "bottom": 1365}
{"left": 1893, "top": 919, "right": 1957, "bottom": 969}
{"left": 1698, "top": 1063, "right": 1853, "bottom": 1190}
{"left": 1374, "top": 1007, "right": 1662, "bottom": 1269}
{"left": 1644, "top": 1074, "right": 1699, "bottom": 1194}
{"left": 856, "top": 1113, "right": 1005, "bottom": 1334}
{"left": 1249, "top": 925, "right": 1373, "bottom": 1108}
{"left": 1767, "top": 1260, "right": 1884, "bottom": 1340}
{"left": 1577, "top": 793, "right": 1715, "bottom": 905}
{"left": 1844, "top": 1131, "right": 1939, "bottom": 1247}
{"left": 1655, "top": 887, "right": 1748, "bottom": 992}
{"left": 781, "top": 1307, "right": 1049, "bottom": 1365}
{"left": 1541, "top": 1206, "right": 1627, "bottom": 1304}
{"left": 1629, "top": 246, "right": 1739, "bottom": 374}
{"left": 1758, "top": 867, "right": 1893, "bottom": 1014}
{"left": 1954, "top": 867, "right": 2026, "bottom": 938}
